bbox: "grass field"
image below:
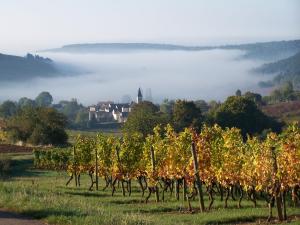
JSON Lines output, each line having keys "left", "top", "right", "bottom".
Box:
{"left": 0, "top": 153, "right": 299, "bottom": 225}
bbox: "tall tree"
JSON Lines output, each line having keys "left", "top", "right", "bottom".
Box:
{"left": 123, "top": 101, "right": 169, "bottom": 137}
{"left": 18, "top": 97, "right": 36, "bottom": 108}
{"left": 235, "top": 89, "right": 242, "bottom": 96}
{"left": 160, "top": 99, "right": 175, "bottom": 115}
{"left": 243, "top": 92, "right": 263, "bottom": 105}
{"left": 194, "top": 100, "right": 209, "bottom": 113}
{"left": 213, "top": 96, "right": 282, "bottom": 137}
{"left": 7, "top": 107, "right": 68, "bottom": 145}
{"left": 35, "top": 91, "right": 53, "bottom": 107}
{"left": 173, "top": 100, "right": 203, "bottom": 132}
{"left": 0, "top": 101, "right": 17, "bottom": 118}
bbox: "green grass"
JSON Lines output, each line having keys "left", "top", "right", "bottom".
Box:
{"left": 0, "top": 153, "right": 299, "bottom": 225}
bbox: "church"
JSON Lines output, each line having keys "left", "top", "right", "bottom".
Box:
{"left": 88, "top": 88, "right": 143, "bottom": 123}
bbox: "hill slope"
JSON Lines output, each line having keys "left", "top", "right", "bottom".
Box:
{"left": 255, "top": 52, "right": 300, "bottom": 88}
{"left": 222, "top": 39, "right": 300, "bottom": 61}
{"left": 262, "top": 100, "right": 300, "bottom": 123}
{"left": 0, "top": 53, "right": 58, "bottom": 81}
{"left": 254, "top": 52, "right": 300, "bottom": 74}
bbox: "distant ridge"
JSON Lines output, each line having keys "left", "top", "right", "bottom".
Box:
{"left": 43, "top": 40, "right": 300, "bottom": 61}
{"left": 254, "top": 52, "right": 300, "bottom": 75}
{"left": 0, "top": 53, "right": 58, "bottom": 81}
{"left": 44, "top": 43, "right": 213, "bottom": 53}
{"left": 221, "top": 39, "right": 300, "bottom": 60}
{"left": 255, "top": 52, "right": 300, "bottom": 89}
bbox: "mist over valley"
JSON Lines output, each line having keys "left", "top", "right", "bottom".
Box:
{"left": 2, "top": 39, "right": 300, "bottom": 105}
{"left": 0, "top": 43, "right": 277, "bottom": 105}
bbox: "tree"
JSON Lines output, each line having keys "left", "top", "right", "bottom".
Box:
{"left": 35, "top": 92, "right": 53, "bottom": 107}
{"left": 160, "top": 99, "right": 175, "bottom": 115}
{"left": 194, "top": 100, "right": 209, "bottom": 113}
{"left": 0, "top": 101, "right": 17, "bottom": 118}
{"left": 7, "top": 107, "right": 68, "bottom": 145}
{"left": 75, "top": 109, "right": 89, "bottom": 128}
{"left": 270, "top": 89, "right": 283, "bottom": 103}
{"left": 173, "top": 100, "right": 203, "bottom": 132}
{"left": 208, "top": 100, "right": 221, "bottom": 111}
{"left": 60, "top": 99, "right": 82, "bottom": 120}
{"left": 243, "top": 92, "right": 263, "bottom": 105}
{"left": 123, "top": 101, "right": 169, "bottom": 137}
{"left": 55, "top": 99, "right": 87, "bottom": 128}
{"left": 236, "top": 89, "right": 242, "bottom": 96}
{"left": 281, "top": 81, "right": 294, "bottom": 101}
{"left": 266, "top": 82, "right": 297, "bottom": 104}
{"left": 213, "top": 96, "right": 282, "bottom": 137}
{"left": 18, "top": 97, "right": 36, "bottom": 108}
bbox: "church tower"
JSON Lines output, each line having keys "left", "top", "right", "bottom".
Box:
{"left": 137, "top": 88, "right": 143, "bottom": 103}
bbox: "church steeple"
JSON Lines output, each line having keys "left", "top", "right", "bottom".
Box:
{"left": 137, "top": 88, "right": 143, "bottom": 103}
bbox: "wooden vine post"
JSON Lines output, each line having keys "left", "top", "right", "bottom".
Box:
{"left": 73, "top": 146, "right": 78, "bottom": 187}
{"left": 95, "top": 147, "right": 99, "bottom": 191}
{"left": 271, "top": 147, "right": 284, "bottom": 221}
{"left": 191, "top": 142, "right": 205, "bottom": 212}
{"left": 116, "top": 146, "right": 126, "bottom": 196}
{"left": 150, "top": 146, "right": 159, "bottom": 202}
{"left": 182, "top": 178, "right": 187, "bottom": 201}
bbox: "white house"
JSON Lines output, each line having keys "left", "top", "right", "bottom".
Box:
{"left": 88, "top": 88, "right": 143, "bottom": 123}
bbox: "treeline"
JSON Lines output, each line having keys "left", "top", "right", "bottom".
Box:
{"left": 0, "top": 91, "right": 89, "bottom": 129}
{"left": 0, "top": 106, "right": 68, "bottom": 146}
{"left": 124, "top": 92, "right": 282, "bottom": 139}
{"left": 263, "top": 81, "right": 300, "bottom": 104}
{"left": 1, "top": 84, "right": 298, "bottom": 146}
{"left": 0, "top": 92, "right": 70, "bottom": 145}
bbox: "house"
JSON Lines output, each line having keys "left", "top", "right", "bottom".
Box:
{"left": 88, "top": 88, "right": 143, "bottom": 123}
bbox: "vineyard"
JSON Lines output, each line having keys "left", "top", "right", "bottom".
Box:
{"left": 33, "top": 123, "right": 300, "bottom": 222}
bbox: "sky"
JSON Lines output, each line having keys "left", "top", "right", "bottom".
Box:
{"left": 0, "top": 0, "right": 299, "bottom": 54}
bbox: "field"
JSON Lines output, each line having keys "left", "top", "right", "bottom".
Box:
{"left": 66, "top": 129, "right": 122, "bottom": 144}
{"left": 0, "top": 152, "right": 299, "bottom": 225}
{"left": 0, "top": 144, "right": 33, "bottom": 153}
{"left": 262, "top": 101, "right": 300, "bottom": 123}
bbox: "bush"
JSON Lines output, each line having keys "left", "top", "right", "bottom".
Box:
{"left": 7, "top": 107, "right": 68, "bottom": 146}
{"left": 0, "top": 155, "right": 12, "bottom": 178}
{"left": 211, "top": 96, "right": 282, "bottom": 137}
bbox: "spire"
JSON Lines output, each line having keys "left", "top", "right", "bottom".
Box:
{"left": 138, "top": 88, "right": 142, "bottom": 98}
{"left": 137, "top": 88, "right": 143, "bottom": 103}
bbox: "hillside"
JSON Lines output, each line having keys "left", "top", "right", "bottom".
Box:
{"left": 44, "top": 40, "right": 300, "bottom": 61}
{"left": 0, "top": 53, "right": 59, "bottom": 81}
{"left": 254, "top": 52, "right": 300, "bottom": 74}
{"left": 255, "top": 52, "right": 300, "bottom": 88}
{"left": 262, "top": 100, "right": 300, "bottom": 123}
{"left": 222, "top": 39, "right": 300, "bottom": 61}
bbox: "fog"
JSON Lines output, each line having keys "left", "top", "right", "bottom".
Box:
{"left": 0, "top": 49, "right": 272, "bottom": 105}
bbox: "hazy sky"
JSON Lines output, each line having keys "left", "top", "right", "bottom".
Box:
{"left": 0, "top": 0, "right": 299, "bottom": 54}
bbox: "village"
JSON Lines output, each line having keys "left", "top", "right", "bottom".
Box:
{"left": 88, "top": 88, "right": 143, "bottom": 123}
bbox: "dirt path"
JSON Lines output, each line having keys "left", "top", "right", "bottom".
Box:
{"left": 0, "top": 209, "right": 46, "bottom": 225}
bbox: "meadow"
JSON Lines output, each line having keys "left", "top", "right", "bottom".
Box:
{"left": 0, "top": 152, "right": 299, "bottom": 225}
